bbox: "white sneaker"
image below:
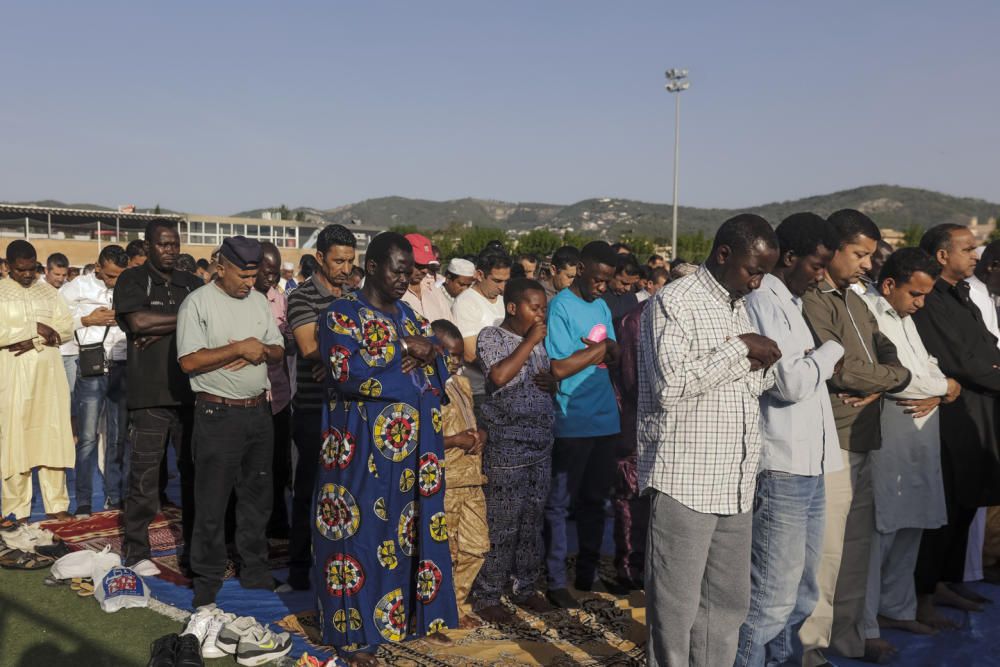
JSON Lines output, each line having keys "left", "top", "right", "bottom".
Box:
{"left": 215, "top": 616, "right": 259, "bottom": 655}
{"left": 202, "top": 608, "right": 237, "bottom": 659}
{"left": 236, "top": 624, "right": 292, "bottom": 666}
{"left": 182, "top": 604, "right": 217, "bottom": 644}
{"left": 130, "top": 559, "right": 161, "bottom": 577}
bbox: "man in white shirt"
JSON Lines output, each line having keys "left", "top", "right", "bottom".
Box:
{"left": 59, "top": 245, "right": 129, "bottom": 516}
{"left": 738, "top": 214, "right": 844, "bottom": 666}
{"left": 862, "top": 248, "right": 960, "bottom": 644}
{"left": 453, "top": 250, "right": 510, "bottom": 415}
{"left": 401, "top": 233, "right": 454, "bottom": 323}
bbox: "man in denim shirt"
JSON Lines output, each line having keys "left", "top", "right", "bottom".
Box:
{"left": 737, "top": 214, "right": 844, "bottom": 666}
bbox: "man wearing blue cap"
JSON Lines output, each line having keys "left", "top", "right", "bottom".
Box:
{"left": 177, "top": 235, "right": 285, "bottom": 607}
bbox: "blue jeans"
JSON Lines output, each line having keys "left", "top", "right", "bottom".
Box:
{"left": 62, "top": 354, "right": 79, "bottom": 416}
{"left": 74, "top": 363, "right": 128, "bottom": 509}
{"left": 735, "top": 471, "right": 825, "bottom": 667}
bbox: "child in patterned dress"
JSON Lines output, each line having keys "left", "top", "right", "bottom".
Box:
{"left": 431, "top": 319, "right": 490, "bottom": 629}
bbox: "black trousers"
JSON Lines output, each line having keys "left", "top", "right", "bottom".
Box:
{"left": 124, "top": 406, "right": 195, "bottom": 566}
{"left": 268, "top": 405, "right": 293, "bottom": 535}
{"left": 914, "top": 449, "right": 978, "bottom": 595}
{"left": 288, "top": 408, "right": 322, "bottom": 588}
{"left": 190, "top": 400, "right": 274, "bottom": 607}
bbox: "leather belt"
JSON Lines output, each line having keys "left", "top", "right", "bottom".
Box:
{"left": 196, "top": 391, "right": 267, "bottom": 408}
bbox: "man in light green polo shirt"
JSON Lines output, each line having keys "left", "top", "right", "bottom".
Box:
{"left": 177, "top": 236, "right": 285, "bottom": 610}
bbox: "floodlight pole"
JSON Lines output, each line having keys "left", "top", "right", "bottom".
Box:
{"left": 665, "top": 69, "right": 690, "bottom": 260}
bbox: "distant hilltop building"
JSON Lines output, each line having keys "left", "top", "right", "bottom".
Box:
{"left": 968, "top": 216, "right": 997, "bottom": 244}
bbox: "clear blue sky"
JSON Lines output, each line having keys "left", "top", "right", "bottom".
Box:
{"left": 2, "top": 1, "right": 997, "bottom": 215}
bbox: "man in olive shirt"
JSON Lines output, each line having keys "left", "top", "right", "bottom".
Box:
{"left": 177, "top": 236, "right": 284, "bottom": 607}
{"left": 114, "top": 220, "right": 204, "bottom": 576}
{"left": 798, "top": 210, "right": 911, "bottom": 666}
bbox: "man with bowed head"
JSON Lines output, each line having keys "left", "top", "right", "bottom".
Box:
{"left": 637, "top": 214, "right": 781, "bottom": 667}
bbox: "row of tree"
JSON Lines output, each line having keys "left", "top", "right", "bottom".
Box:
{"left": 387, "top": 223, "right": 718, "bottom": 264}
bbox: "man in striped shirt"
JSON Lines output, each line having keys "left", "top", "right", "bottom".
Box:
{"left": 285, "top": 224, "right": 357, "bottom": 590}
{"left": 638, "top": 214, "right": 781, "bottom": 667}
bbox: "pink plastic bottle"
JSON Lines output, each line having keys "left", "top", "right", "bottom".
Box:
{"left": 588, "top": 324, "right": 608, "bottom": 369}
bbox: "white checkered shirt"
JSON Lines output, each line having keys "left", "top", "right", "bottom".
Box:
{"left": 637, "top": 266, "right": 775, "bottom": 514}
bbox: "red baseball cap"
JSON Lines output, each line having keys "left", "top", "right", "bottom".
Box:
{"left": 404, "top": 233, "right": 436, "bottom": 265}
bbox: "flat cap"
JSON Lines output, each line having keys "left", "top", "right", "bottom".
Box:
{"left": 220, "top": 235, "right": 262, "bottom": 270}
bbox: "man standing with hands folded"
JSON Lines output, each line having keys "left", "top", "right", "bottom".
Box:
{"left": 177, "top": 236, "right": 284, "bottom": 607}
{"left": 798, "top": 210, "right": 911, "bottom": 666}
{"left": 638, "top": 215, "right": 781, "bottom": 667}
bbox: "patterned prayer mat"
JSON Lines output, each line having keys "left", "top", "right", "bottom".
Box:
{"left": 37, "top": 508, "right": 289, "bottom": 586}
{"left": 278, "top": 590, "right": 647, "bottom": 666}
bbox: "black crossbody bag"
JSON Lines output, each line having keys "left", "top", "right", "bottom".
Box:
{"left": 76, "top": 327, "right": 110, "bottom": 377}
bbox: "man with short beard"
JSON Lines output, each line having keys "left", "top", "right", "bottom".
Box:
{"left": 285, "top": 224, "right": 357, "bottom": 590}
{"left": 911, "top": 224, "right": 1000, "bottom": 626}
{"left": 0, "top": 240, "right": 75, "bottom": 527}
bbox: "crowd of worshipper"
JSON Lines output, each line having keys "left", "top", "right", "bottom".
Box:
{"left": 1, "top": 208, "right": 999, "bottom": 667}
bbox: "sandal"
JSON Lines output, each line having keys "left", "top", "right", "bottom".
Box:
{"left": 70, "top": 578, "right": 95, "bottom": 597}
{"left": 0, "top": 517, "right": 24, "bottom": 532}
{"left": 0, "top": 549, "right": 53, "bottom": 570}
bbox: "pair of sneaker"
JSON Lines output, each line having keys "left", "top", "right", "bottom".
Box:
{"left": 183, "top": 605, "right": 292, "bottom": 665}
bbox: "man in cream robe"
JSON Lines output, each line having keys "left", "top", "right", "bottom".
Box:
{"left": 0, "top": 240, "right": 75, "bottom": 523}
{"left": 862, "top": 248, "right": 958, "bottom": 640}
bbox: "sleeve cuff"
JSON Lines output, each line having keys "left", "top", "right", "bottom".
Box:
{"left": 813, "top": 341, "right": 844, "bottom": 380}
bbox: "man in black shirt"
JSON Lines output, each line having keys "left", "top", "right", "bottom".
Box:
{"left": 601, "top": 253, "right": 641, "bottom": 322}
{"left": 285, "top": 224, "right": 357, "bottom": 590}
{"left": 911, "top": 224, "right": 1000, "bottom": 627}
{"left": 114, "top": 220, "right": 204, "bottom": 575}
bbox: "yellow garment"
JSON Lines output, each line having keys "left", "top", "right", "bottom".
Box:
{"left": 1, "top": 467, "right": 69, "bottom": 518}
{"left": 442, "top": 375, "right": 489, "bottom": 614}
{"left": 0, "top": 279, "right": 75, "bottom": 483}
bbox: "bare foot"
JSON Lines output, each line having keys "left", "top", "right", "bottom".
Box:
{"left": 424, "top": 631, "right": 452, "bottom": 646}
{"left": 346, "top": 652, "right": 380, "bottom": 667}
{"left": 517, "top": 592, "right": 556, "bottom": 614}
{"left": 877, "top": 614, "right": 937, "bottom": 635}
{"left": 946, "top": 582, "right": 992, "bottom": 604}
{"left": 476, "top": 604, "right": 516, "bottom": 624}
{"left": 863, "top": 638, "right": 897, "bottom": 664}
{"left": 458, "top": 613, "right": 483, "bottom": 629}
{"left": 934, "top": 583, "right": 984, "bottom": 612}
{"left": 916, "top": 595, "right": 959, "bottom": 630}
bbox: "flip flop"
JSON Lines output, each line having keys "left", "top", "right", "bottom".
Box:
{"left": 71, "top": 579, "right": 95, "bottom": 597}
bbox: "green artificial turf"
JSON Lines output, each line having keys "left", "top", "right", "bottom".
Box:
{"left": 0, "top": 568, "right": 188, "bottom": 666}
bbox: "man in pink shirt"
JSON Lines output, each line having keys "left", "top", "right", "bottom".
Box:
{"left": 255, "top": 242, "right": 295, "bottom": 538}
{"left": 402, "top": 233, "right": 455, "bottom": 323}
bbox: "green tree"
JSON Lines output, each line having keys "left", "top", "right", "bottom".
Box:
{"left": 294, "top": 211, "right": 305, "bottom": 222}
{"left": 516, "top": 229, "right": 562, "bottom": 257}
{"left": 990, "top": 226, "right": 1000, "bottom": 242}
{"left": 389, "top": 224, "right": 419, "bottom": 235}
{"left": 618, "top": 233, "right": 656, "bottom": 259}
{"left": 675, "top": 231, "right": 713, "bottom": 263}
{"left": 453, "top": 226, "right": 508, "bottom": 258}
{"left": 278, "top": 204, "right": 290, "bottom": 220}
{"left": 153, "top": 203, "right": 161, "bottom": 215}
{"left": 902, "top": 225, "right": 923, "bottom": 247}
{"left": 562, "top": 230, "right": 597, "bottom": 249}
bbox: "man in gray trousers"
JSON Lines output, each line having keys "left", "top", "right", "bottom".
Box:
{"left": 637, "top": 214, "right": 781, "bottom": 666}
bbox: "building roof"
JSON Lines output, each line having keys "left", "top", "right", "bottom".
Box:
{"left": 0, "top": 203, "right": 182, "bottom": 223}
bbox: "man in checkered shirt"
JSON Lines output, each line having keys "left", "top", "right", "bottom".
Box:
{"left": 637, "top": 214, "right": 781, "bottom": 667}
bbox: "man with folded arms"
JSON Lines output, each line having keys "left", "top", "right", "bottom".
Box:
{"left": 638, "top": 214, "right": 781, "bottom": 667}
{"left": 798, "top": 210, "right": 911, "bottom": 666}
{"left": 736, "top": 213, "right": 844, "bottom": 666}
{"left": 0, "top": 240, "right": 75, "bottom": 526}
{"left": 177, "top": 236, "right": 284, "bottom": 607}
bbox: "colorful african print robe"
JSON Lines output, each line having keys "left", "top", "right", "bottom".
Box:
{"left": 313, "top": 291, "right": 457, "bottom": 651}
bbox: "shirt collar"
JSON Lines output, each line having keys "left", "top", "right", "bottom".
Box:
{"left": 872, "top": 294, "right": 900, "bottom": 321}
{"left": 695, "top": 265, "right": 736, "bottom": 306}
{"left": 966, "top": 274, "right": 987, "bottom": 295}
